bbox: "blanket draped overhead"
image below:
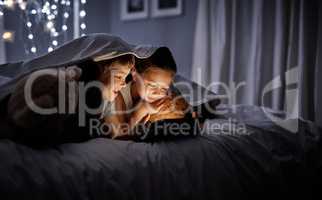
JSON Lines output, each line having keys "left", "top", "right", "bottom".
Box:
{"left": 0, "top": 33, "right": 217, "bottom": 107}
{"left": 0, "top": 33, "right": 159, "bottom": 101}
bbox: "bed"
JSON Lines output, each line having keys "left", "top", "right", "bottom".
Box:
{"left": 0, "top": 104, "right": 321, "bottom": 200}
{"left": 0, "top": 34, "right": 321, "bottom": 200}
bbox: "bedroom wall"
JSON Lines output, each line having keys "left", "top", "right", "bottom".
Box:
{"left": 83, "top": 0, "right": 198, "bottom": 79}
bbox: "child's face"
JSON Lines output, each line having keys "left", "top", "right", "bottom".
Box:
{"left": 134, "top": 67, "right": 174, "bottom": 103}
{"left": 100, "top": 61, "right": 133, "bottom": 101}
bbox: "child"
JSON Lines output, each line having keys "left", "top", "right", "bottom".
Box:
{"left": 7, "top": 54, "right": 135, "bottom": 143}
{"left": 104, "top": 48, "right": 188, "bottom": 139}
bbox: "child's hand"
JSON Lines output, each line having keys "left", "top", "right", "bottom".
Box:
{"left": 130, "top": 97, "right": 171, "bottom": 127}
{"left": 140, "top": 97, "right": 170, "bottom": 115}
{"left": 149, "top": 95, "right": 191, "bottom": 122}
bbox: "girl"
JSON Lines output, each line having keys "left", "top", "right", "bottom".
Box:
{"left": 7, "top": 54, "right": 135, "bottom": 143}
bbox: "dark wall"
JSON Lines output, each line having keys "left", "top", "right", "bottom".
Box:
{"left": 86, "top": 0, "right": 198, "bottom": 78}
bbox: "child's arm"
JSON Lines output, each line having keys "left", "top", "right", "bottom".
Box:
{"left": 104, "top": 97, "right": 167, "bottom": 139}
{"left": 149, "top": 94, "right": 190, "bottom": 122}
{"left": 103, "top": 94, "right": 128, "bottom": 138}
{"left": 128, "top": 98, "right": 168, "bottom": 129}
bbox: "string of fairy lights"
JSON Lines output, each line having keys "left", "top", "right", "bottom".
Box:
{"left": 0, "top": 0, "right": 86, "bottom": 56}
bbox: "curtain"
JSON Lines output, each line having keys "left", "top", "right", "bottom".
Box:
{"left": 0, "top": 16, "right": 6, "bottom": 64}
{"left": 192, "top": 0, "right": 322, "bottom": 127}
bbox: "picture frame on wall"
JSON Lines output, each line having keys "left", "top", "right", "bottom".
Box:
{"left": 151, "top": 0, "right": 183, "bottom": 18}
{"left": 121, "top": 0, "right": 148, "bottom": 21}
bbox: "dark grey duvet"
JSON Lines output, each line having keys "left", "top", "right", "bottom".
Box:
{"left": 0, "top": 105, "right": 321, "bottom": 200}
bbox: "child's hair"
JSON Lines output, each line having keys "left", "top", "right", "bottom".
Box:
{"left": 97, "top": 54, "right": 135, "bottom": 70}
{"left": 135, "top": 47, "right": 177, "bottom": 74}
{"left": 78, "top": 54, "right": 135, "bottom": 83}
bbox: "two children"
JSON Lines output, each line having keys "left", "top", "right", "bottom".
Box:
{"left": 7, "top": 47, "right": 186, "bottom": 142}
{"left": 103, "top": 47, "right": 187, "bottom": 139}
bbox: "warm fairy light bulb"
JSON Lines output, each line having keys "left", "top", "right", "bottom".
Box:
{"left": 42, "top": 7, "right": 50, "bottom": 14}
{"left": 47, "top": 14, "right": 55, "bottom": 20}
{"left": 42, "top": 2, "right": 51, "bottom": 14}
{"left": 3, "top": 0, "right": 14, "bottom": 9}
{"left": 46, "top": 21, "right": 54, "bottom": 29}
{"left": 52, "top": 40, "right": 58, "bottom": 46}
{"left": 81, "top": 0, "right": 86, "bottom": 4}
{"left": 62, "top": 25, "right": 68, "bottom": 31}
{"left": 28, "top": 34, "right": 33, "bottom": 40}
{"left": 31, "top": 9, "right": 37, "bottom": 14}
{"left": 51, "top": 4, "right": 57, "bottom": 10}
{"left": 18, "top": 1, "right": 27, "bottom": 10}
{"left": 26, "top": 21, "right": 32, "bottom": 28}
{"left": 0, "top": 11, "right": 3, "bottom": 16}
{"left": 66, "top": 1, "right": 70, "bottom": 6}
{"left": 80, "top": 23, "right": 86, "bottom": 30}
{"left": 50, "top": 28, "right": 56, "bottom": 33}
{"left": 79, "top": 10, "right": 86, "bottom": 18}
{"left": 63, "top": 12, "right": 69, "bottom": 18}
{"left": 2, "top": 31, "right": 14, "bottom": 42}
{"left": 48, "top": 46, "right": 53, "bottom": 52}
{"left": 31, "top": 46, "right": 37, "bottom": 53}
